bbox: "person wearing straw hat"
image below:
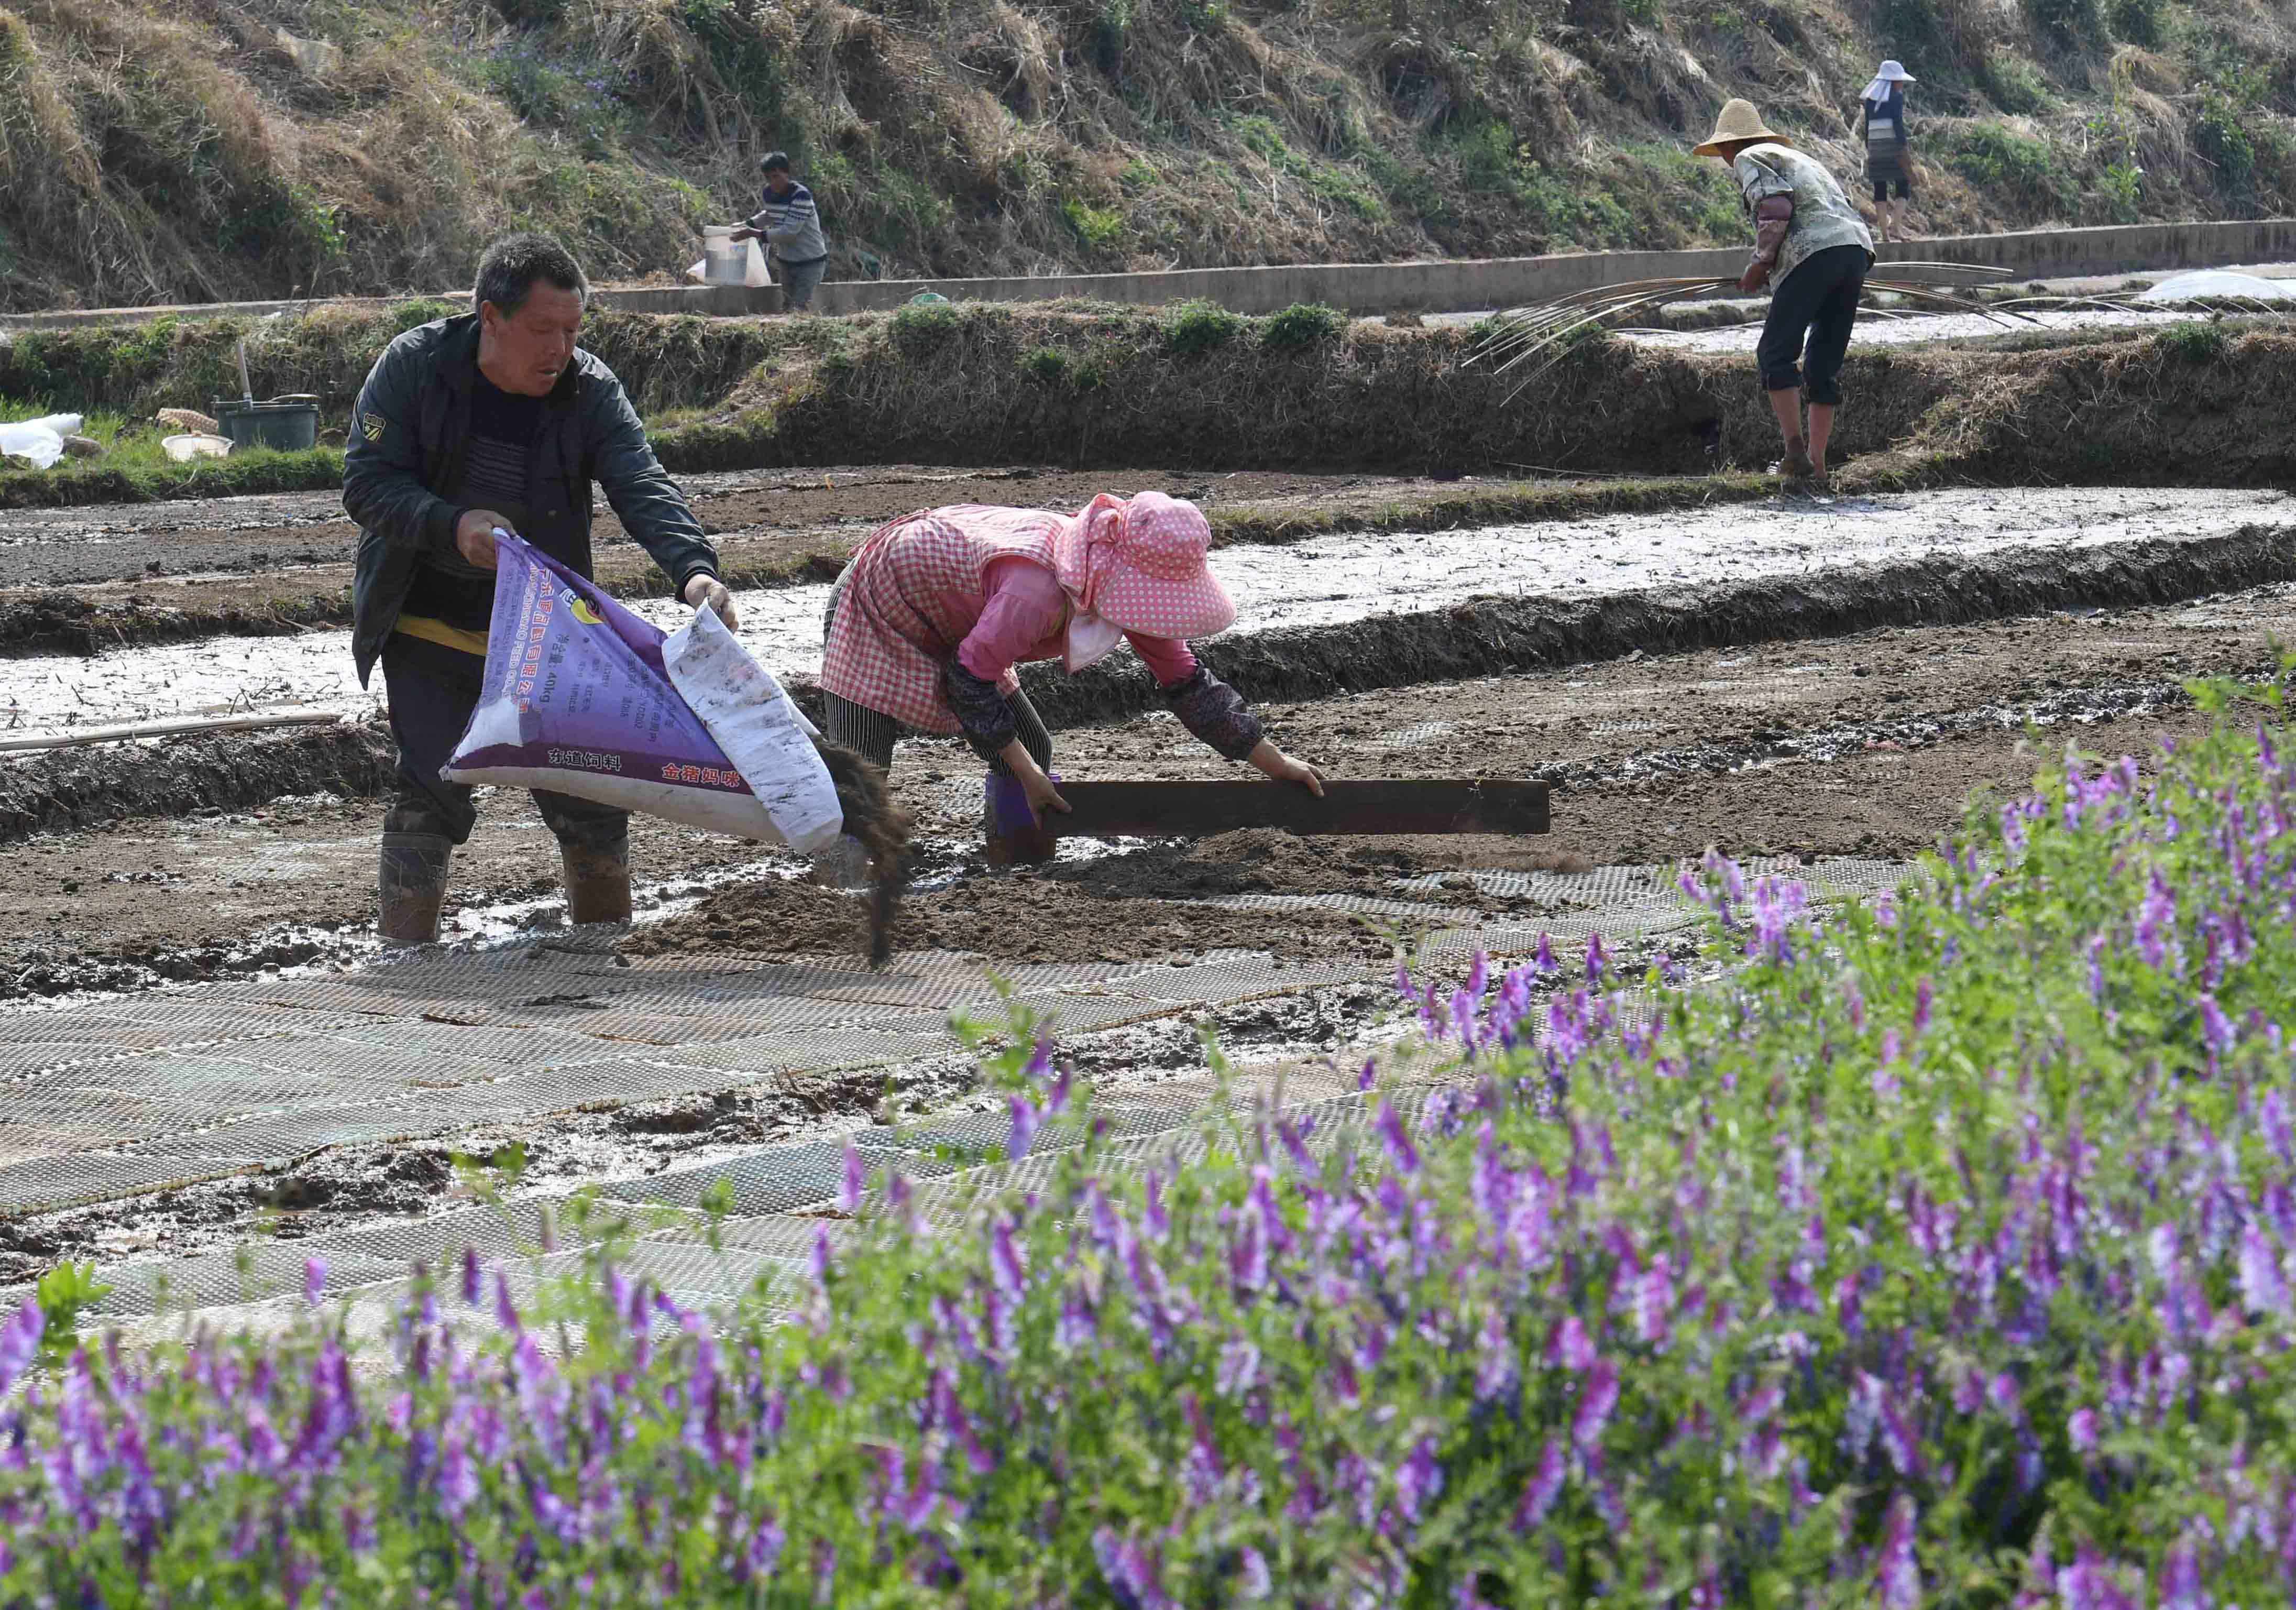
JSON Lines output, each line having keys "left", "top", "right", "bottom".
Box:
{"left": 1860, "top": 60, "right": 1918, "bottom": 243}
{"left": 1695, "top": 98, "right": 1875, "bottom": 487}
{"left": 817, "top": 492, "right": 1326, "bottom": 857}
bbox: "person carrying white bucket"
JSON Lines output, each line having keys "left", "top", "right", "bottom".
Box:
{"left": 1695, "top": 100, "right": 1876, "bottom": 489}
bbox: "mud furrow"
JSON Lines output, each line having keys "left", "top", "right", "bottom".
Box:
{"left": 7, "top": 524, "right": 2289, "bottom": 844}
{"left": 994, "top": 522, "right": 2296, "bottom": 726}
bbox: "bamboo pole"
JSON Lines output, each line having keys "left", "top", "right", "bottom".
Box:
{"left": 0, "top": 708, "right": 343, "bottom": 753}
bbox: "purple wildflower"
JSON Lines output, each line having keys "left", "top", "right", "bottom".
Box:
{"left": 1395, "top": 1437, "right": 1442, "bottom": 1524}
{"left": 461, "top": 1247, "right": 482, "bottom": 1306}
{"left": 1876, "top": 1493, "right": 1920, "bottom": 1608}
{"left": 2199, "top": 994, "right": 2236, "bottom": 1055}
{"left": 2068, "top": 1407, "right": 2098, "bottom": 1453}
{"left": 839, "top": 1145, "right": 865, "bottom": 1212}
{"left": 1513, "top": 1438, "right": 1566, "bottom": 1531}
{"left": 1006, "top": 1092, "right": 1041, "bottom": 1160}
{"left": 1571, "top": 1360, "right": 1619, "bottom": 1451}
{"left": 303, "top": 1257, "right": 327, "bottom": 1306}
{"left": 1551, "top": 1315, "right": 1596, "bottom": 1371}
{"left": 1237, "top": 1546, "right": 1272, "bottom": 1600}
{"left": 1584, "top": 930, "right": 1607, "bottom": 983}
{"left": 0, "top": 1297, "right": 43, "bottom": 1396}
{"left": 2237, "top": 1226, "right": 2289, "bottom": 1317}
{"left": 1375, "top": 1100, "right": 1419, "bottom": 1174}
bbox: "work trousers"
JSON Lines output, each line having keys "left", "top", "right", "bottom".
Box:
{"left": 818, "top": 577, "right": 1053, "bottom": 778}
{"left": 379, "top": 632, "right": 628, "bottom": 850}
{"left": 1756, "top": 243, "right": 1869, "bottom": 408}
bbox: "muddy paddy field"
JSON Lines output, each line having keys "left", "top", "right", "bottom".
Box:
{"left": 2, "top": 312, "right": 2293, "bottom": 1320}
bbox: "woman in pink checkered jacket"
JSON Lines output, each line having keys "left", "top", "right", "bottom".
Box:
{"left": 818, "top": 491, "right": 1325, "bottom": 851}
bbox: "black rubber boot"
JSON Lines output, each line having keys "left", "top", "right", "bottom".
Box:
{"left": 378, "top": 831, "right": 452, "bottom": 946}
{"left": 559, "top": 832, "right": 632, "bottom": 926}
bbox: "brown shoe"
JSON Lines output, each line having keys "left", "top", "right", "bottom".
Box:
{"left": 1768, "top": 440, "right": 1818, "bottom": 480}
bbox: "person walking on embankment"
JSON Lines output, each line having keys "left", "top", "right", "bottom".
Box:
{"left": 1695, "top": 98, "right": 1875, "bottom": 487}
{"left": 344, "top": 234, "right": 740, "bottom": 945}
{"left": 818, "top": 494, "right": 1326, "bottom": 858}
{"left": 730, "top": 152, "right": 830, "bottom": 313}
{"left": 1859, "top": 60, "right": 1918, "bottom": 244}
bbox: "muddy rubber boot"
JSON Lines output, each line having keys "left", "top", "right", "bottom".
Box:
{"left": 560, "top": 834, "right": 633, "bottom": 926}
{"left": 378, "top": 831, "right": 452, "bottom": 947}
{"left": 982, "top": 772, "right": 1057, "bottom": 866}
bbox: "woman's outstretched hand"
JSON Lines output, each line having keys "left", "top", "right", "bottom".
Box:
{"left": 1250, "top": 740, "right": 1326, "bottom": 797}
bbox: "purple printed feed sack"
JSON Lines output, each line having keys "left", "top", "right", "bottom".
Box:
{"left": 443, "top": 533, "right": 841, "bottom": 852}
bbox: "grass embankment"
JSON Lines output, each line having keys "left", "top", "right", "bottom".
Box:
{"left": 3, "top": 301, "right": 2287, "bottom": 512}
{"left": 2, "top": 0, "right": 2290, "bottom": 313}
{"left": 3, "top": 675, "right": 2292, "bottom": 1600}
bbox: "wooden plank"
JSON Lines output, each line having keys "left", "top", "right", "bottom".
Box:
{"left": 1045, "top": 779, "right": 1548, "bottom": 840}
{"left": 0, "top": 709, "right": 342, "bottom": 753}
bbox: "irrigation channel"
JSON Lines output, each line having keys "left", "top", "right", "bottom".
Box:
{"left": 1, "top": 477, "right": 2293, "bottom": 1332}
{"left": 4, "top": 486, "right": 2285, "bottom": 730}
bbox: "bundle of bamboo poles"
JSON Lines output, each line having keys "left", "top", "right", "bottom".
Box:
{"left": 1473, "top": 263, "right": 2028, "bottom": 391}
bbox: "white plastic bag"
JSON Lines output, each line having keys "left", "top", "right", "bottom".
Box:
{"left": 0, "top": 413, "right": 82, "bottom": 470}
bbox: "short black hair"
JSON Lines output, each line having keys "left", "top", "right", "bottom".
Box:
{"left": 759, "top": 150, "right": 792, "bottom": 175}
{"left": 473, "top": 234, "right": 589, "bottom": 318}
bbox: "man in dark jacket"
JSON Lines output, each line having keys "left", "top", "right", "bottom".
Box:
{"left": 344, "top": 234, "right": 737, "bottom": 945}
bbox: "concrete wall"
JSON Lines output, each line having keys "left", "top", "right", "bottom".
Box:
{"left": 805, "top": 219, "right": 2296, "bottom": 316}
{"left": 2, "top": 219, "right": 2290, "bottom": 333}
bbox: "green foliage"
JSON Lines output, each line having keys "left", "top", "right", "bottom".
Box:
{"left": 674, "top": 0, "right": 790, "bottom": 130}
{"left": 1018, "top": 346, "right": 1070, "bottom": 383}
{"left": 2025, "top": 0, "right": 2102, "bottom": 42}
{"left": 1061, "top": 193, "right": 1126, "bottom": 249}
{"left": 1452, "top": 120, "right": 1634, "bottom": 246}
{"left": 1161, "top": 298, "right": 1243, "bottom": 355}
{"left": 387, "top": 299, "right": 458, "bottom": 333}
{"left": 1980, "top": 53, "right": 2051, "bottom": 114}
{"left": 1258, "top": 302, "right": 1347, "bottom": 349}
{"left": 2107, "top": 0, "right": 2168, "bottom": 47}
{"left": 32, "top": 1262, "right": 108, "bottom": 1372}
{"left": 11, "top": 692, "right": 2296, "bottom": 1596}
{"left": 1086, "top": 0, "right": 1132, "bottom": 72}
{"left": 1943, "top": 122, "right": 2072, "bottom": 215}
{"left": 2097, "top": 157, "right": 2145, "bottom": 220}
{"left": 2194, "top": 90, "right": 2259, "bottom": 189}
{"left": 2155, "top": 319, "right": 2228, "bottom": 363}
{"left": 888, "top": 299, "right": 964, "bottom": 353}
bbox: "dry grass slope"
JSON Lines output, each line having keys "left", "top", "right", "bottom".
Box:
{"left": 1, "top": 0, "right": 2294, "bottom": 311}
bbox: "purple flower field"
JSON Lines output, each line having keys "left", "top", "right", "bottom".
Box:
{"left": 3, "top": 675, "right": 2294, "bottom": 1605}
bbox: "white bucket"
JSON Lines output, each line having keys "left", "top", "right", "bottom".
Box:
{"left": 702, "top": 225, "right": 747, "bottom": 288}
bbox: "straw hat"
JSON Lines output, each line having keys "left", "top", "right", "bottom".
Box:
{"left": 1692, "top": 99, "right": 1789, "bottom": 156}
{"left": 1053, "top": 491, "right": 1235, "bottom": 669}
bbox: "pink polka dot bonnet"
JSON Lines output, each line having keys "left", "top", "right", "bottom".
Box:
{"left": 1052, "top": 491, "right": 1237, "bottom": 645}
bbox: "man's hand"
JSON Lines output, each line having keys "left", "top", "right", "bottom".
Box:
{"left": 683, "top": 574, "right": 739, "bottom": 631}
{"left": 1738, "top": 261, "right": 1772, "bottom": 294}
{"left": 1250, "top": 740, "right": 1327, "bottom": 797}
{"left": 454, "top": 510, "right": 512, "bottom": 569}
{"left": 729, "top": 226, "right": 759, "bottom": 242}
